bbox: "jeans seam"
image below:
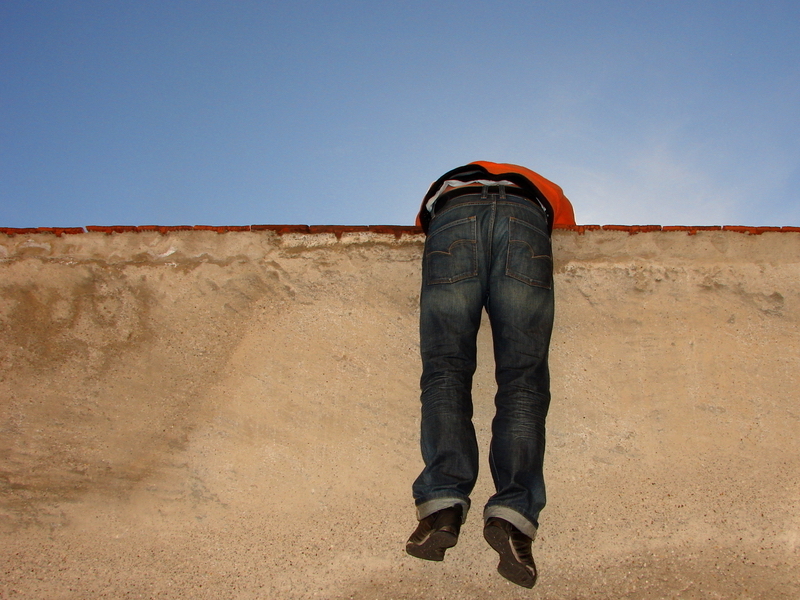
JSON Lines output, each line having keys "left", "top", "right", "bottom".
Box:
{"left": 487, "top": 199, "right": 496, "bottom": 266}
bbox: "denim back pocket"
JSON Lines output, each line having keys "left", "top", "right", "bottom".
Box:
{"left": 425, "top": 216, "right": 478, "bottom": 285}
{"left": 506, "top": 217, "right": 553, "bottom": 289}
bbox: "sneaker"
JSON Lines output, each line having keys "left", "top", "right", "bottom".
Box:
{"left": 405, "top": 505, "right": 462, "bottom": 561}
{"left": 483, "top": 517, "right": 537, "bottom": 588}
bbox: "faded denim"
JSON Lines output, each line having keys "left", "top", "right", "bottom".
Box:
{"left": 412, "top": 186, "right": 554, "bottom": 540}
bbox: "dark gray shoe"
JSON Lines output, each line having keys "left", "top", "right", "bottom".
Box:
{"left": 483, "top": 517, "right": 537, "bottom": 588}
{"left": 405, "top": 506, "right": 462, "bottom": 561}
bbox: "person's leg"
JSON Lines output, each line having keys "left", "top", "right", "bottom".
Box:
{"left": 412, "top": 198, "right": 490, "bottom": 520}
{"left": 408, "top": 194, "right": 496, "bottom": 561}
{"left": 482, "top": 194, "right": 554, "bottom": 582}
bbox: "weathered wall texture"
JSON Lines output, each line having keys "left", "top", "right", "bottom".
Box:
{"left": 1, "top": 229, "right": 798, "bottom": 599}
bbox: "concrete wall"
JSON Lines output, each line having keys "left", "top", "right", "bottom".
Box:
{"left": 1, "top": 227, "right": 798, "bottom": 599}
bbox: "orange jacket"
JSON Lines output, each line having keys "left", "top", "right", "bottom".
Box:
{"left": 416, "top": 161, "right": 575, "bottom": 233}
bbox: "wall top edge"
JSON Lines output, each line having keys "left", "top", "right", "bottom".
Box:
{"left": 1, "top": 224, "right": 799, "bottom": 237}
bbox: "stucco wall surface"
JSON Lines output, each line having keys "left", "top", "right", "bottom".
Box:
{"left": 1, "top": 229, "right": 798, "bottom": 599}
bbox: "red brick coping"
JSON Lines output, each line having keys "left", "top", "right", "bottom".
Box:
{"left": 1, "top": 225, "right": 799, "bottom": 237}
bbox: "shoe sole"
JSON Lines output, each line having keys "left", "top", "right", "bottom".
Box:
{"left": 483, "top": 522, "right": 537, "bottom": 588}
{"left": 405, "top": 530, "right": 458, "bottom": 561}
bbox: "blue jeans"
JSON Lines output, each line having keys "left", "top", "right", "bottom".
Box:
{"left": 412, "top": 186, "right": 554, "bottom": 540}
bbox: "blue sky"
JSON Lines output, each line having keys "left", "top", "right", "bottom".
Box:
{"left": 2, "top": 1, "right": 798, "bottom": 227}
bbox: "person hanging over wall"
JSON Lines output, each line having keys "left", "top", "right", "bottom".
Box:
{"left": 406, "top": 161, "right": 575, "bottom": 588}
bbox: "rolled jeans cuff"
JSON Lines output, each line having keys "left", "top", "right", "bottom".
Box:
{"left": 483, "top": 505, "right": 538, "bottom": 541}
{"left": 415, "top": 497, "right": 470, "bottom": 523}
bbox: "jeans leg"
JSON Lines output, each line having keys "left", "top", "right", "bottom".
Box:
{"left": 483, "top": 200, "right": 554, "bottom": 540}
{"left": 412, "top": 201, "right": 489, "bottom": 519}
